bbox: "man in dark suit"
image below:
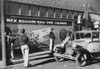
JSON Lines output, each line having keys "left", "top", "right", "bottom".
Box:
{"left": 49, "top": 28, "right": 55, "bottom": 51}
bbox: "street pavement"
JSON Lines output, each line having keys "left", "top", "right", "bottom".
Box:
{"left": 6, "top": 51, "right": 100, "bottom": 69}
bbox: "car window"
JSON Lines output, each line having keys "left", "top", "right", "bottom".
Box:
{"left": 76, "top": 33, "right": 80, "bottom": 39}
{"left": 92, "top": 33, "right": 99, "bottom": 38}
{"left": 84, "top": 33, "right": 91, "bottom": 38}
{"left": 75, "top": 32, "right": 100, "bottom": 42}
{"left": 75, "top": 33, "right": 91, "bottom": 39}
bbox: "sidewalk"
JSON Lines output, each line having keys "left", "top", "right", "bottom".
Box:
{"left": 5, "top": 50, "right": 52, "bottom": 69}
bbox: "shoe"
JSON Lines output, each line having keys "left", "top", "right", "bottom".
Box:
{"left": 25, "top": 64, "right": 32, "bottom": 68}
{"left": 49, "top": 53, "right": 54, "bottom": 57}
{"left": 28, "top": 64, "right": 32, "bottom": 67}
{"left": 7, "top": 61, "right": 13, "bottom": 65}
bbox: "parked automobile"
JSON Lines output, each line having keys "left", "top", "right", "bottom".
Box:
{"left": 53, "top": 30, "right": 100, "bottom": 67}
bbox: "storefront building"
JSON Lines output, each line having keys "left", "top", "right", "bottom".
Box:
{"left": 2, "top": 0, "right": 100, "bottom": 68}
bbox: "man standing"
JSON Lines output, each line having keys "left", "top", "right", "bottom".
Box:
{"left": 49, "top": 28, "right": 55, "bottom": 52}
{"left": 5, "top": 26, "right": 13, "bottom": 65}
{"left": 19, "top": 28, "right": 31, "bottom": 67}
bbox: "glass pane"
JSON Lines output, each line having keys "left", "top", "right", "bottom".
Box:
{"left": 48, "top": 8, "right": 54, "bottom": 18}
{"left": 93, "top": 33, "right": 99, "bottom": 38}
{"left": 74, "top": 12, "right": 78, "bottom": 19}
{"left": 8, "top": 2, "right": 19, "bottom": 14}
{"left": 40, "top": 7, "right": 46, "bottom": 17}
{"left": 31, "top": 6, "right": 38, "bottom": 16}
{"left": 55, "top": 9, "right": 61, "bottom": 18}
{"left": 21, "top": 4, "right": 29, "bottom": 15}
{"left": 68, "top": 11, "right": 73, "bottom": 19}
{"left": 62, "top": 10, "right": 67, "bottom": 19}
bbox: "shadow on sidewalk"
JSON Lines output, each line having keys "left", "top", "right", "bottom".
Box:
{"left": 85, "top": 59, "right": 100, "bottom": 67}
{"left": 13, "top": 54, "right": 54, "bottom": 65}
{"left": 30, "top": 58, "right": 55, "bottom": 67}
{"left": 13, "top": 45, "right": 48, "bottom": 60}
{"left": 30, "top": 54, "right": 53, "bottom": 61}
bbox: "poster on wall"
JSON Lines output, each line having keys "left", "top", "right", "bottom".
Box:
{"left": 28, "top": 28, "right": 51, "bottom": 43}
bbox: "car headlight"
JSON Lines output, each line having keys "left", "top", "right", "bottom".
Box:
{"left": 72, "top": 42, "right": 77, "bottom": 48}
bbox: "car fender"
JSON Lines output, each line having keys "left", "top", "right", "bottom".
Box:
{"left": 75, "top": 45, "right": 92, "bottom": 60}
{"left": 75, "top": 45, "right": 88, "bottom": 53}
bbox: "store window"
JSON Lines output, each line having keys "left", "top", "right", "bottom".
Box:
{"left": 8, "top": 2, "right": 19, "bottom": 14}
{"left": 40, "top": 7, "right": 46, "bottom": 17}
{"left": 48, "top": 8, "right": 54, "bottom": 18}
{"left": 74, "top": 12, "right": 78, "bottom": 19}
{"left": 62, "top": 10, "right": 67, "bottom": 19}
{"left": 55, "top": 9, "right": 61, "bottom": 18}
{"left": 21, "top": 4, "right": 29, "bottom": 15}
{"left": 68, "top": 11, "right": 73, "bottom": 19}
{"left": 31, "top": 6, "right": 38, "bottom": 16}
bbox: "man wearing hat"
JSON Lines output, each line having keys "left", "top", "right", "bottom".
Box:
{"left": 19, "top": 28, "right": 31, "bottom": 67}
{"left": 49, "top": 28, "right": 55, "bottom": 52}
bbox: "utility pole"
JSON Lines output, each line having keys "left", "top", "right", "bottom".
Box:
{"left": 1, "top": 0, "right": 6, "bottom": 68}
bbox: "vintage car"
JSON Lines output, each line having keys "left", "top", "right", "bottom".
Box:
{"left": 53, "top": 30, "right": 100, "bottom": 67}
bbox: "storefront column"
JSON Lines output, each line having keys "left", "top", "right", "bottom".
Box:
{"left": 1, "top": 0, "right": 6, "bottom": 68}
{"left": 72, "top": 21, "right": 74, "bottom": 39}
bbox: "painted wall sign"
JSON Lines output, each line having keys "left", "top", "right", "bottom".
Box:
{"left": 6, "top": 18, "right": 72, "bottom": 26}
{"left": 6, "top": 18, "right": 37, "bottom": 24}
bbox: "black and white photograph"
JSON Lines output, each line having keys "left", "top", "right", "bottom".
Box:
{"left": 0, "top": 0, "right": 100, "bottom": 69}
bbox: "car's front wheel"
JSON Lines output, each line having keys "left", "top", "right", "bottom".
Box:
{"left": 54, "top": 47, "right": 64, "bottom": 62}
{"left": 76, "top": 52, "right": 88, "bottom": 67}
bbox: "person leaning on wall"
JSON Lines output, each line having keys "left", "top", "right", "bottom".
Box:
{"left": 19, "top": 28, "right": 31, "bottom": 68}
{"left": 5, "top": 26, "right": 13, "bottom": 65}
{"left": 49, "top": 28, "right": 56, "bottom": 52}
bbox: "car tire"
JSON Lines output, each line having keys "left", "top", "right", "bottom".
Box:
{"left": 54, "top": 47, "right": 64, "bottom": 62}
{"left": 54, "top": 56, "right": 64, "bottom": 62}
{"left": 54, "top": 47, "right": 62, "bottom": 53}
{"left": 76, "top": 52, "right": 88, "bottom": 67}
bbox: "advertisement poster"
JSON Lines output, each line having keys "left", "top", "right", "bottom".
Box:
{"left": 28, "top": 28, "right": 51, "bottom": 43}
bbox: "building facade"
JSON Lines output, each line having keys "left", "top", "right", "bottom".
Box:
{"left": 1, "top": 0, "right": 100, "bottom": 68}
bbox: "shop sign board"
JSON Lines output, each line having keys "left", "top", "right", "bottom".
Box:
{"left": 6, "top": 18, "right": 72, "bottom": 26}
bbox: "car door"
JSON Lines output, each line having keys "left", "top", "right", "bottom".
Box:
{"left": 87, "top": 41, "right": 100, "bottom": 53}
{"left": 87, "top": 32, "right": 100, "bottom": 53}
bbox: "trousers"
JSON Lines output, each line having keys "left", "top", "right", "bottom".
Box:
{"left": 49, "top": 39, "right": 54, "bottom": 51}
{"left": 21, "top": 45, "right": 29, "bottom": 67}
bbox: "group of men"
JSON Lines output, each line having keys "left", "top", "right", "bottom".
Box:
{"left": 6, "top": 27, "right": 56, "bottom": 68}
{"left": 6, "top": 27, "right": 31, "bottom": 67}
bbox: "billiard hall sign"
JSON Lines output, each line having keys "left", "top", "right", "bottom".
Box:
{"left": 6, "top": 18, "right": 72, "bottom": 26}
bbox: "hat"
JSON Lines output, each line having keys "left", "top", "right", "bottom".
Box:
{"left": 20, "top": 28, "right": 25, "bottom": 33}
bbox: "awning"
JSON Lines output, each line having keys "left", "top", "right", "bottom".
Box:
{"left": 89, "top": 14, "right": 100, "bottom": 22}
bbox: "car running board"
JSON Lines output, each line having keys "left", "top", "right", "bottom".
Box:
{"left": 53, "top": 53, "right": 77, "bottom": 60}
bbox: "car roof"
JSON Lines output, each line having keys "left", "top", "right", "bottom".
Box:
{"left": 75, "top": 30, "right": 100, "bottom": 33}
